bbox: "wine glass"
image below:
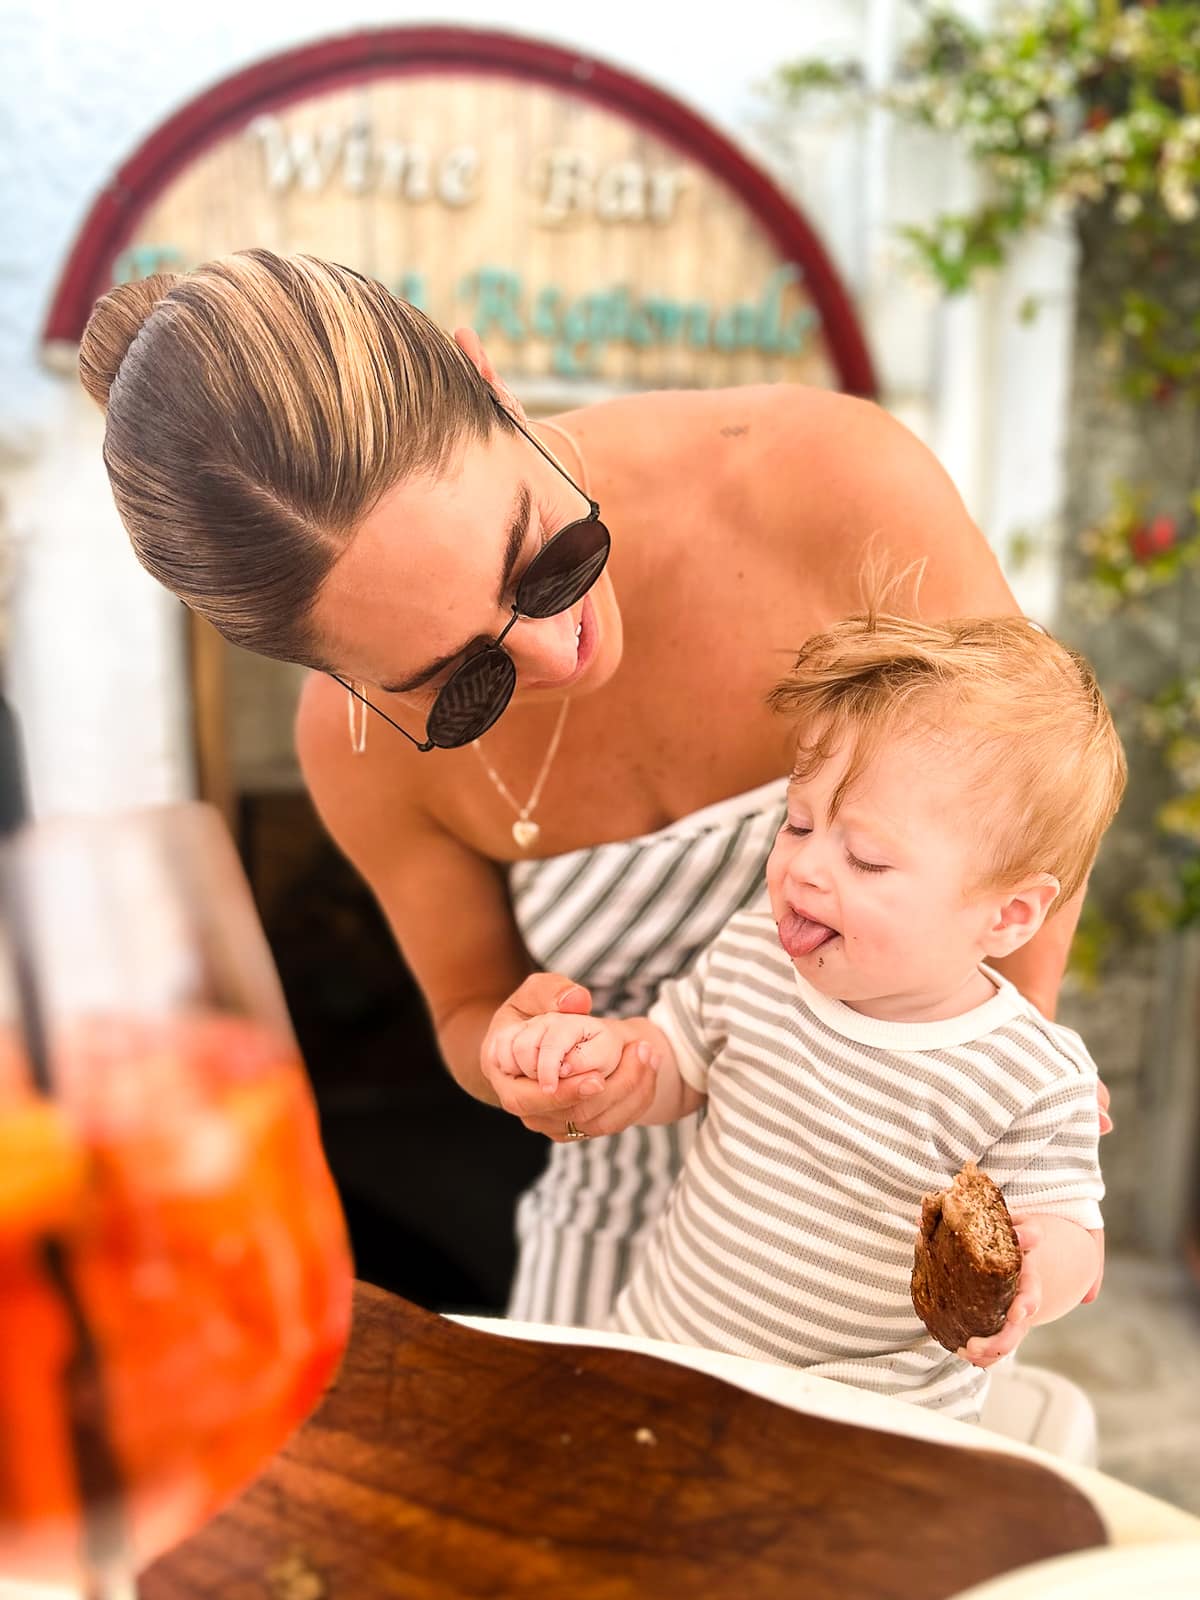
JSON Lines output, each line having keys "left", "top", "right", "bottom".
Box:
{"left": 0, "top": 804, "right": 353, "bottom": 1597}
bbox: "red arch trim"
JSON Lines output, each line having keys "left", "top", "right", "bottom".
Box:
{"left": 43, "top": 25, "right": 877, "bottom": 397}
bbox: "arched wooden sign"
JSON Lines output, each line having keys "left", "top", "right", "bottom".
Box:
{"left": 44, "top": 27, "right": 875, "bottom": 398}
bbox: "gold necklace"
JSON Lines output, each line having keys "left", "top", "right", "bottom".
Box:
{"left": 473, "top": 697, "right": 571, "bottom": 850}
{"left": 472, "top": 417, "right": 588, "bottom": 852}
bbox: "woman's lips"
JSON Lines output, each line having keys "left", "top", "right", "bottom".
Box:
{"left": 777, "top": 910, "right": 839, "bottom": 959}
{"left": 523, "top": 593, "right": 598, "bottom": 690}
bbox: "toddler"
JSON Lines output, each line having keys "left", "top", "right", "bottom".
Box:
{"left": 489, "top": 612, "right": 1126, "bottom": 1419}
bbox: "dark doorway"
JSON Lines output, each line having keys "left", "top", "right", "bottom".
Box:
{"left": 238, "top": 792, "right": 547, "bottom": 1313}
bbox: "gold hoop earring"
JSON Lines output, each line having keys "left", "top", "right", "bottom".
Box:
{"left": 347, "top": 682, "right": 368, "bottom": 755}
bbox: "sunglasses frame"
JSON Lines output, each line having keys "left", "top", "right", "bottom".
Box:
{"left": 331, "top": 400, "right": 608, "bottom": 752}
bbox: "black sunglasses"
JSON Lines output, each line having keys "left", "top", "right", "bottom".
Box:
{"left": 331, "top": 403, "right": 610, "bottom": 751}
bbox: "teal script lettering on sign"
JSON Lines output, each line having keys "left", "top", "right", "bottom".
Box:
{"left": 113, "top": 246, "right": 186, "bottom": 283}
{"left": 110, "top": 247, "right": 815, "bottom": 377}
{"left": 454, "top": 264, "right": 813, "bottom": 374}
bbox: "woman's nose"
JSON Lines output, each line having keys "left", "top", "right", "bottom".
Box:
{"left": 509, "top": 610, "right": 580, "bottom": 686}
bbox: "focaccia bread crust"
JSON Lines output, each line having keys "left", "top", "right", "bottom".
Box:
{"left": 911, "top": 1162, "right": 1021, "bottom": 1352}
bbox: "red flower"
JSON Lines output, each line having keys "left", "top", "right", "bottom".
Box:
{"left": 1131, "top": 515, "right": 1177, "bottom": 562}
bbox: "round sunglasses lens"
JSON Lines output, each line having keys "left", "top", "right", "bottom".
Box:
{"left": 516, "top": 519, "right": 611, "bottom": 620}
{"left": 426, "top": 648, "right": 517, "bottom": 748}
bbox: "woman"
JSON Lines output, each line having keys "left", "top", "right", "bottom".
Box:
{"left": 80, "top": 250, "right": 1105, "bottom": 1327}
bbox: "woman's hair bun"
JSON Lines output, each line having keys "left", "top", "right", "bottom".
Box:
{"left": 78, "top": 273, "right": 179, "bottom": 409}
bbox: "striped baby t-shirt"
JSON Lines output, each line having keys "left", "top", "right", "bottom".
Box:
{"left": 613, "top": 907, "right": 1104, "bottom": 1421}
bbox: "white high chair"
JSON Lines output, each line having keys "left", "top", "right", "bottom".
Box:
{"left": 980, "top": 1361, "right": 1099, "bottom": 1466}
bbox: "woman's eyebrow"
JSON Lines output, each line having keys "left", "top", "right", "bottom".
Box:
{"left": 378, "top": 482, "right": 532, "bottom": 694}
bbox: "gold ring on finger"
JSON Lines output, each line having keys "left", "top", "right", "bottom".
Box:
{"left": 564, "top": 1120, "right": 588, "bottom": 1141}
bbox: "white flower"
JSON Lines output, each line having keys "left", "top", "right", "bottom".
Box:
{"left": 933, "top": 100, "right": 960, "bottom": 131}
{"left": 1111, "top": 13, "right": 1148, "bottom": 63}
{"left": 1115, "top": 192, "right": 1143, "bottom": 222}
{"left": 1066, "top": 173, "right": 1105, "bottom": 203}
{"left": 1164, "top": 125, "right": 1200, "bottom": 172}
{"left": 1022, "top": 109, "right": 1053, "bottom": 143}
{"left": 1164, "top": 184, "right": 1200, "bottom": 223}
{"left": 1071, "top": 131, "right": 1101, "bottom": 166}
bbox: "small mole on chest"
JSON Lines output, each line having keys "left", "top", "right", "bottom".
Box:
{"left": 720, "top": 425, "right": 749, "bottom": 437}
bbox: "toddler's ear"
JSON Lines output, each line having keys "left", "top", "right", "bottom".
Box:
{"left": 983, "top": 875, "right": 1060, "bottom": 959}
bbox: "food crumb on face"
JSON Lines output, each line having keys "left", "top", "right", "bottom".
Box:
{"left": 635, "top": 1426, "right": 657, "bottom": 1446}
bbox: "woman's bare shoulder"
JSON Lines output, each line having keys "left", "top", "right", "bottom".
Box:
{"left": 709, "top": 387, "right": 967, "bottom": 532}
{"left": 681, "top": 385, "right": 1017, "bottom": 615}
{"left": 564, "top": 384, "right": 896, "bottom": 473}
{"left": 565, "top": 381, "right": 871, "bottom": 421}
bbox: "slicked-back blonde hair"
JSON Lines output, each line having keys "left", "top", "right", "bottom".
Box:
{"left": 767, "top": 611, "right": 1127, "bottom": 907}
{"left": 79, "top": 250, "right": 511, "bottom": 663}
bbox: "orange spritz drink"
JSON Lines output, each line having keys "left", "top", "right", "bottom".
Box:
{"left": 0, "top": 807, "right": 352, "bottom": 1594}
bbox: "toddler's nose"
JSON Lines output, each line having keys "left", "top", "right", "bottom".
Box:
{"left": 789, "top": 841, "right": 833, "bottom": 895}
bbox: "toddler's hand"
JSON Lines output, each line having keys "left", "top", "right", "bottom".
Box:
{"left": 492, "top": 1012, "right": 625, "bottom": 1094}
{"left": 958, "top": 1216, "right": 1044, "bottom": 1369}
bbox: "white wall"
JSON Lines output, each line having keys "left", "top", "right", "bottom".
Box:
{"left": 0, "top": 0, "right": 1075, "bottom": 816}
{"left": 3, "top": 382, "right": 195, "bottom": 813}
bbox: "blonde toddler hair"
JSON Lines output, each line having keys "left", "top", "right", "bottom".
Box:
{"left": 767, "top": 612, "right": 1127, "bottom": 907}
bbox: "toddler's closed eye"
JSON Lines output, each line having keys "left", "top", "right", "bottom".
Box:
{"left": 847, "top": 852, "right": 889, "bottom": 874}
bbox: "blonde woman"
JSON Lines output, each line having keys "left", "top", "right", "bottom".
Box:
{"left": 80, "top": 250, "right": 1108, "bottom": 1328}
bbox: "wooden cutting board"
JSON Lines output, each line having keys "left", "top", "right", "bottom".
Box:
{"left": 143, "top": 1283, "right": 1106, "bottom": 1600}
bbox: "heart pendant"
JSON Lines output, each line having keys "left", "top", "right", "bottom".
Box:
{"left": 512, "top": 819, "right": 540, "bottom": 850}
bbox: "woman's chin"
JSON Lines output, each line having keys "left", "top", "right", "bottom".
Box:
{"left": 577, "top": 583, "right": 623, "bottom": 695}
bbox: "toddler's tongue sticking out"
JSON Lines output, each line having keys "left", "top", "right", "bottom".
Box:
{"left": 777, "top": 910, "right": 838, "bottom": 959}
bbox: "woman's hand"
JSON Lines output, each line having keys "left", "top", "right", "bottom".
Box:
{"left": 1080, "top": 1079, "right": 1111, "bottom": 1304}
{"left": 1097, "top": 1076, "right": 1113, "bottom": 1136}
{"left": 480, "top": 973, "right": 658, "bottom": 1140}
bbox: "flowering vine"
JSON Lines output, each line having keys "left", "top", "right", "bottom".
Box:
{"left": 773, "top": 1, "right": 1200, "bottom": 939}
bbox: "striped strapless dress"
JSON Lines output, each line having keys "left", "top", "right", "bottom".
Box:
{"left": 506, "top": 776, "right": 788, "bottom": 1327}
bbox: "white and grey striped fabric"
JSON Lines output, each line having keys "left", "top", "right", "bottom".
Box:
{"left": 507, "top": 778, "right": 789, "bottom": 1327}
{"left": 614, "top": 908, "right": 1104, "bottom": 1421}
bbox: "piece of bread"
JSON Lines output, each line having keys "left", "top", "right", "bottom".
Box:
{"left": 911, "top": 1162, "right": 1022, "bottom": 1352}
